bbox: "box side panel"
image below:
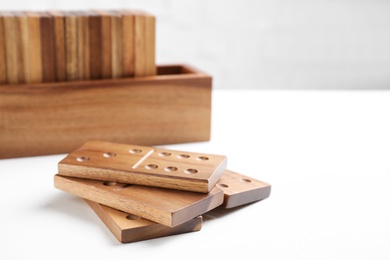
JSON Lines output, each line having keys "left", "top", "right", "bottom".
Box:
{"left": 0, "top": 69, "right": 211, "bottom": 158}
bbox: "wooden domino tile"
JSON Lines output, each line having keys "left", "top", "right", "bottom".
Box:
{"left": 76, "top": 11, "right": 90, "bottom": 80}
{"left": 54, "top": 174, "right": 224, "bottom": 227}
{"left": 110, "top": 10, "right": 123, "bottom": 78}
{"left": 25, "top": 11, "right": 43, "bottom": 84}
{"left": 64, "top": 11, "right": 79, "bottom": 81}
{"left": 85, "top": 200, "right": 202, "bottom": 243}
{"left": 50, "top": 10, "right": 67, "bottom": 82}
{"left": 120, "top": 9, "right": 135, "bottom": 78}
{"left": 58, "top": 141, "right": 227, "bottom": 193}
{"left": 88, "top": 11, "right": 103, "bottom": 80}
{"left": 39, "top": 11, "right": 56, "bottom": 83}
{"left": 2, "top": 11, "right": 19, "bottom": 84}
{"left": 0, "top": 13, "right": 6, "bottom": 84}
{"left": 14, "top": 11, "right": 29, "bottom": 84}
{"left": 133, "top": 10, "right": 156, "bottom": 77}
{"left": 216, "top": 170, "right": 271, "bottom": 208}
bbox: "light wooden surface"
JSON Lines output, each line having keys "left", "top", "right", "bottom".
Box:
{"left": 217, "top": 170, "right": 271, "bottom": 208}
{"left": 85, "top": 200, "right": 202, "bottom": 243}
{"left": 54, "top": 174, "right": 223, "bottom": 227}
{"left": 0, "top": 64, "right": 212, "bottom": 159}
{"left": 58, "top": 141, "right": 227, "bottom": 193}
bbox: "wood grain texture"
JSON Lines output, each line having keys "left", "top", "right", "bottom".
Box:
{"left": 77, "top": 11, "right": 90, "bottom": 80}
{"left": 40, "top": 12, "right": 55, "bottom": 83}
{"left": 216, "top": 170, "right": 271, "bottom": 208}
{"left": 54, "top": 174, "right": 223, "bottom": 227}
{"left": 14, "top": 12, "right": 29, "bottom": 84}
{"left": 3, "top": 12, "right": 19, "bottom": 84}
{"left": 143, "top": 12, "right": 156, "bottom": 76}
{"left": 0, "top": 9, "right": 157, "bottom": 84}
{"left": 121, "top": 10, "right": 134, "bottom": 77}
{"left": 110, "top": 10, "right": 123, "bottom": 78}
{"left": 86, "top": 200, "right": 202, "bottom": 243}
{"left": 133, "top": 11, "right": 144, "bottom": 77}
{"left": 0, "top": 64, "right": 212, "bottom": 159}
{"left": 95, "top": 10, "right": 112, "bottom": 79}
{"left": 88, "top": 12, "right": 102, "bottom": 79}
{"left": 26, "top": 11, "right": 42, "bottom": 84}
{"left": 133, "top": 10, "right": 156, "bottom": 77}
{"left": 58, "top": 140, "right": 227, "bottom": 193}
{"left": 50, "top": 11, "right": 66, "bottom": 82}
{"left": 65, "top": 12, "right": 79, "bottom": 81}
{"left": 0, "top": 14, "right": 7, "bottom": 84}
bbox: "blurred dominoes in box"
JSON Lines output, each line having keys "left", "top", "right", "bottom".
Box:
{"left": 0, "top": 9, "right": 155, "bottom": 85}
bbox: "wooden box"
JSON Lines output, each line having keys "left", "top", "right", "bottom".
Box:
{"left": 0, "top": 64, "right": 212, "bottom": 159}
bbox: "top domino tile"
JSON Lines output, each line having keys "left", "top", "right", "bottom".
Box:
{"left": 58, "top": 141, "right": 227, "bottom": 193}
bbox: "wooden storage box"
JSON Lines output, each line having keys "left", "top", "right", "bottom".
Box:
{"left": 0, "top": 64, "right": 212, "bottom": 159}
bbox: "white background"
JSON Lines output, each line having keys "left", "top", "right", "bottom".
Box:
{"left": 1, "top": 0, "right": 390, "bottom": 89}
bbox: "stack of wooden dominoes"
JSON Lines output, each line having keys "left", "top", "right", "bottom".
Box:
{"left": 0, "top": 9, "right": 155, "bottom": 85}
{"left": 54, "top": 140, "right": 271, "bottom": 243}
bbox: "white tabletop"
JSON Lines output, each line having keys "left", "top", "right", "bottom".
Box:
{"left": 1, "top": 89, "right": 390, "bottom": 259}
